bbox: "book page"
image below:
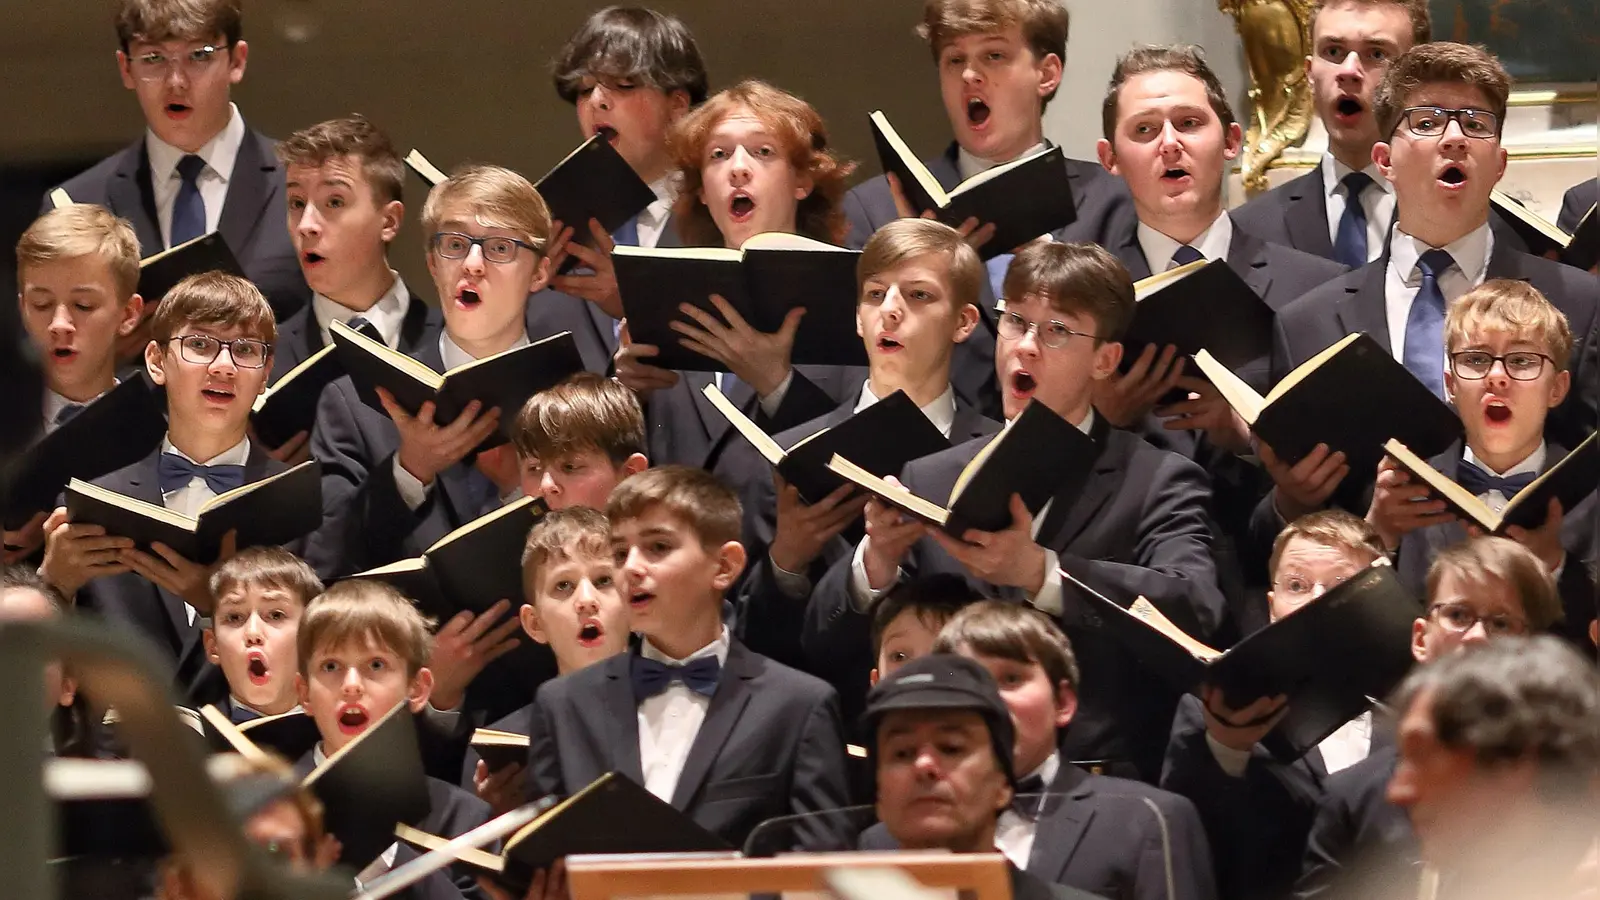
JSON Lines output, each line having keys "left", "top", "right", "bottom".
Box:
{"left": 741, "top": 232, "right": 849, "bottom": 253}
{"left": 355, "top": 558, "right": 429, "bottom": 578}
{"left": 49, "top": 188, "right": 73, "bottom": 209}
{"left": 332, "top": 319, "right": 444, "bottom": 388}
{"left": 471, "top": 729, "right": 529, "bottom": 745}
{"left": 68, "top": 478, "right": 196, "bottom": 531}
{"left": 1129, "top": 597, "right": 1223, "bottom": 662}
{"left": 614, "top": 245, "right": 742, "bottom": 264}
{"left": 870, "top": 111, "right": 950, "bottom": 207}
{"left": 198, "top": 705, "right": 272, "bottom": 762}
{"left": 405, "top": 150, "right": 447, "bottom": 186}
{"left": 1133, "top": 259, "right": 1208, "bottom": 302}
{"left": 427, "top": 495, "right": 540, "bottom": 556}
{"left": 1491, "top": 189, "right": 1571, "bottom": 246}
{"left": 1192, "top": 350, "right": 1267, "bottom": 424}
{"left": 701, "top": 383, "right": 786, "bottom": 466}
{"left": 442, "top": 330, "right": 580, "bottom": 379}
{"left": 947, "top": 144, "right": 1054, "bottom": 196}
{"left": 949, "top": 425, "right": 1009, "bottom": 502}
{"left": 1263, "top": 332, "right": 1361, "bottom": 405}
{"left": 200, "top": 459, "right": 316, "bottom": 516}
{"left": 1381, "top": 439, "right": 1496, "bottom": 530}
{"left": 303, "top": 700, "right": 409, "bottom": 786}
{"left": 826, "top": 454, "right": 950, "bottom": 526}
{"left": 393, "top": 824, "right": 506, "bottom": 872}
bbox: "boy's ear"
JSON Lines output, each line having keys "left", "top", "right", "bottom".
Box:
{"left": 119, "top": 294, "right": 145, "bottom": 336}
{"left": 869, "top": 667, "right": 880, "bottom": 687}
{"left": 1222, "top": 121, "right": 1244, "bottom": 162}
{"left": 116, "top": 51, "right": 136, "bottom": 91}
{"left": 1548, "top": 369, "right": 1571, "bottom": 408}
{"left": 202, "top": 628, "right": 220, "bottom": 665}
{"left": 621, "top": 453, "right": 649, "bottom": 478}
{"left": 144, "top": 339, "right": 167, "bottom": 385}
{"left": 713, "top": 540, "right": 747, "bottom": 592}
{"left": 793, "top": 172, "right": 814, "bottom": 202}
{"left": 527, "top": 254, "right": 552, "bottom": 295}
{"left": 226, "top": 40, "right": 248, "bottom": 85}
{"left": 294, "top": 673, "right": 310, "bottom": 709}
{"left": 667, "top": 88, "right": 692, "bottom": 122}
{"left": 519, "top": 603, "right": 550, "bottom": 646}
{"left": 380, "top": 200, "right": 405, "bottom": 245}
{"left": 1034, "top": 52, "right": 1063, "bottom": 103}
{"left": 1443, "top": 369, "right": 1457, "bottom": 404}
{"left": 1411, "top": 616, "right": 1431, "bottom": 663}
{"left": 407, "top": 667, "right": 435, "bottom": 712}
{"left": 954, "top": 302, "right": 981, "bottom": 344}
{"left": 1095, "top": 139, "right": 1118, "bottom": 176}
{"left": 1053, "top": 681, "right": 1079, "bottom": 729}
{"left": 57, "top": 673, "right": 77, "bottom": 709}
{"left": 1090, "top": 340, "right": 1124, "bottom": 381}
{"left": 1373, "top": 142, "right": 1395, "bottom": 182}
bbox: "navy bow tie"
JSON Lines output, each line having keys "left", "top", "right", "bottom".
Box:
{"left": 229, "top": 704, "right": 262, "bottom": 725}
{"left": 157, "top": 452, "right": 247, "bottom": 495}
{"left": 1012, "top": 773, "right": 1047, "bottom": 817}
{"left": 630, "top": 654, "right": 721, "bottom": 701}
{"left": 1456, "top": 459, "right": 1538, "bottom": 499}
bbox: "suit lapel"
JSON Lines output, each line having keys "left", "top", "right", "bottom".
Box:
{"left": 670, "top": 641, "right": 756, "bottom": 809}
{"left": 684, "top": 372, "right": 721, "bottom": 448}
{"left": 1042, "top": 421, "right": 1121, "bottom": 549}
{"left": 601, "top": 654, "right": 645, "bottom": 784}
{"left": 109, "top": 142, "right": 163, "bottom": 252}
{"left": 398, "top": 287, "right": 440, "bottom": 353}
{"left": 1484, "top": 241, "right": 1534, "bottom": 282}
{"left": 217, "top": 130, "right": 276, "bottom": 263}
{"left": 1113, "top": 229, "right": 1154, "bottom": 281}
{"left": 586, "top": 300, "right": 621, "bottom": 357}
{"left": 949, "top": 398, "right": 995, "bottom": 443}
{"left": 111, "top": 451, "right": 201, "bottom": 658}
{"left": 1284, "top": 169, "right": 1334, "bottom": 257}
{"left": 1226, "top": 227, "right": 1276, "bottom": 307}
{"left": 1028, "top": 764, "right": 1096, "bottom": 881}
{"left": 1333, "top": 256, "right": 1391, "bottom": 346}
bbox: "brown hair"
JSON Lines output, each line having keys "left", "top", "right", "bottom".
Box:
{"left": 1102, "top": 44, "right": 1236, "bottom": 143}
{"left": 420, "top": 164, "right": 553, "bottom": 256}
{"left": 297, "top": 580, "right": 435, "bottom": 678}
{"left": 0, "top": 564, "right": 67, "bottom": 614}
{"left": 1268, "top": 509, "right": 1387, "bottom": 579}
{"left": 277, "top": 114, "right": 406, "bottom": 207}
{"left": 1001, "top": 241, "right": 1135, "bottom": 342}
{"left": 933, "top": 599, "right": 1082, "bottom": 692}
{"left": 1373, "top": 41, "right": 1510, "bottom": 139}
{"left": 917, "top": 0, "right": 1069, "bottom": 106}
{"left": 512, "top": 373, "right": 646, "bottom": 466}
{"left": 148, "top": 270, "right": 276, "bottom": 345}
{"left": 869, "top": 573, "right": 983, "bottom": 658}
{"left": 669, "top": 80, "right": 855, "bottom": 247}
{"left": 207, "top": 546, "right": 324, "bottom": 609}
{"left": 1426, "top": 536, "right": 1563, "bottom": 633}
{"left": 521, "top": 506, "right": 614, "bottom": 600}
{"left": 858, "top": 218, "right": 984, "bottom": 313}
{"left": 16, "top": 204, "right": 142, "bottom": 299}
{"left": 606, "top": 464, "right": 741, "bottom": 549}
{"left": 551, "top": 6, "right": 708, "bottom": 106}
{"left": 1445, "top": 279, "right": 1573, "bottom": 372}
{"left": 116, "top": 0, "right": 241, "bottom": 52}
{"left": 1311, "top": 0, "right": 1432, "bottom": 47}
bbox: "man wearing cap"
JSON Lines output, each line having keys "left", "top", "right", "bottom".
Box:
{"left": 862, "top": 653, "right": 1100, "bottom": 900}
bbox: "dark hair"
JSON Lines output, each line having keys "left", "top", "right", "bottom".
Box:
{"left": 1001, "top": 241, "right": 1135, "bottom": 342}
{"left": 1311, "top": 0, "right": 1432, "bottom": 49}
{"left": 208, "top": 546, "right": 324, "bottom": 609}
{"left": 551, "top": 6, "right": 708, "bottom": 106}
{"left": 0, "top": 565, "right": 97, "bottom": 757}
{"left": 148, "top": 270, "right": 276, "bottom": 346}
{"left": 1101, "top": 44, "right": 1236, "bottom": 143}
{"left": 1373, "top": 41, "right": 1510, "bottom": 139}
{"left": 933, "top": 599, "right": 1082, "bottom": 692}
{"left": 606, "top": 465, "right": 741, "bottom": 549}
{"left": 277, "top": 114, "right": 406, "bottom": 207}
{"left": 869, "top": 574, "right": 983, "bottom": 658}
{"left": 116, "top": 0, "right": 241, "bottom": 52}
{"left": 511, "top": 373, "right": 646, "bottom": 465}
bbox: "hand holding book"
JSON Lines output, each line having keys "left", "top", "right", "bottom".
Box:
{"left": 612, "top": 321, "right": 680, "bottom": 399}
{"left": 119, "top": 528, "right": 237, "bottom": 616}
{"left": 1366, "top": 455, "right": 1457, "bottom": 550}
{"left": 1091, "top": 344, "right": 1186, "bottom": 428}
{"left": 670, "top": 293, "right": 803, "bottom": 397}
{"left": 547, "top": 218, "right": 624, "bottom": 319}
{"left": 927, "top": 493, "right": 1051, "bottom": 593}
{"left": 885, "top": 172, "right": 997, "bottom": 252}
{"left": 862, "top": 478, "right": 928, "bottom": 592}
{"left": 379, "top": 390, "right": 503, "bottom": 487}
{"left": 1200, "top": 685, "right": 1290, "bottom": 753}
{"left": 770, "top": 478, "right": 870, "bottom": 575}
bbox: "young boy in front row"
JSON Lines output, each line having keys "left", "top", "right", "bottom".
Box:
{"left": 294, "top": 579, "right": 489, "bottom": 897}
{"left": 195, "top": 546, "right": 323, "bottom": 718}
{"left": 525, "top": 465, "right": 853, "bottom": 851}
{"left": 40, "top": 271, "right": 291, "bottom": 700}
{"left": 1367, "top": 279, "right": 1597, "bottom": 652}
{"left": 5, "top": 203, "right": 146, "bottom": 563}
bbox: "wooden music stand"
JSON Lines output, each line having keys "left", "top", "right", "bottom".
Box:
{"left": 566, "top": 851, "right": 1012, "bottom": 900}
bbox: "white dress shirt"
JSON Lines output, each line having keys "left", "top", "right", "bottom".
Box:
{"left": 994, "top": 751, "right": 1061, "bottom": 867}
{"left": 42, "top": 383, "right": 113, "bottom": 434}
{"left": 635, "top": 174, "right": 677, "bottom": 250}
{"left": 1206, "top": 709, "right": 1372, "bottom": 777}
{"left": 637, "top": 626, "right": 732, "bottom": 803}
{"left": 848, "top": 409, "right": 1096, "bottom": 612}
{"left": 393, "top": 331, "right": 532, "bottom": 510}
{"left": 1461, "top": 441, "right": 1547, "bottom": 513}
{"left": 160, "top": 434, "right": 251, "bottom": 625}
{"left": 1136, "top": 211, "right": 1234, "bottom": 273}
{"left": 312, "top": 271, "right": 410, "bottom": 348}
{"left": 1384, "top": 222, "right": 1493, "bottom": 361}
{"left": 1321, "top": 155, "right": 1395, "bottom": 264}
{"left": 957, "top": 143, "right": 1048, "bottom": 181}
{"left": 147, "top": 103, "right": 247, "bottom": 249}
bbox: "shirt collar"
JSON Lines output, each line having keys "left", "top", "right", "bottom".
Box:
{"left": 43, "top": 381, "right": 114, "bottom": 429}
{"left": 312, "top": 742, "right": 327, "bottom": 767}
{"left": 1321, "top": 153, "right": 1393, "bottom": 198}
{"left": 1462, "top": 440, "right": 1547, "bottom": 479}
{"left": 438, "top": 329, "right": 530, "bottom": 371}
{"left": 312, "top": 272, "right": 409, "bottom": 348}
{"left": 161, "top": 433, "right": 250, "bottom": 467}
{"left": 146, "top": 102, "right": 247, "bottom": 187}
{"left": 1007, "top": 407, "right": 1094, "bottom": 436}
{"left": 638, "top": 174, "right": 678, "bottom": 230}
{"left": 1026, "top": 750, "right": 1061, "bottom": 788}
{"left": 854, "top": 380, "right": 959, "bottom": 437}
{"left": 640, "top": 625, "right": 731, "bottom": 667}
{"left": 230, "top": 697, "right": 301, "bottom": 718}
{"left": 1136, "top": 210, "right": 1232, "bottom": 273}
{"left": 1390, "top": 221, "right": 1494, "bottom": 287}
{"left": 957, "top": 142, "right": 1048, "bottom": 182}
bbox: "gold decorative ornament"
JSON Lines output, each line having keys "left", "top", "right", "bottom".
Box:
{"left": 1219, "top": 0, "right": 1317, "bottom": 195}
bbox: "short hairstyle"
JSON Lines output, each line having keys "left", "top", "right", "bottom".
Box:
{"left": 917, "top": 0, "right": 1069, "bottom": 106}
{"left": 1373, "top": 41, "right": 1510, "bottom": 139}
{"left": 207, "top": 547, "right": 324, "bottom": 610}
{"left": 858, "top": 219, "right": 984, "bottom": 313}
{"left": 297, "top": 580, "right": 434, "bottom": 678}
{"left": 1101, "top": 44, "right": 1236, "bottom": 143}
{"left": 1426, "top": 536, "right": 1563, "bottom": 633}
{"left": 669, "top": 80, "right": 855, "bottom": 247}
{"left": 1268, "top": 509, "right": 1387, "bottom": 579}
{"left": 869, "top": 573, "right": 984, "bottom": 658}
{"left": 1001, "top": 241, "right": 1136, "bottom": 342}
{"left": 148, "top": 270, "right": 276, "bottom": 346}
{"left": 521, "top": 506, "right": 614, "bottom": 600}
{"left": 551, "top": 6, "right": 709, "bottom": 106}
{"left": 276, "top": 114, "right": 406, "bottom": 206}
{"left": 1311, "top": 0, "right": 1432, "bottom": 47}
{"left": 205, "top": 751, "right": 325, "bottom": 851}
{"left": 0, "top": 564, "right": 67, "bottom": 614}
{"left": 16, "top": 204, "right": 142, "bottom": 299}
{"left": 1391, "top": 635, "right": 1600, "bottom": 805}
{"left": 933, "top": 599, "right": 1082, "bottom": 692}
{"left": 420, "top": 164, "right": 552, "bottom": 256}
{"left": 605, "top": 465, "right": 741, "bottom": 549}
{"left": 115, "top": 0, "right": 242, "bottom": 52}
{"left": 1445, "top": 279, "right": 1573, "bottom": 372}
{"left": 511, "top": 373, "right": 646, "bottom": 466}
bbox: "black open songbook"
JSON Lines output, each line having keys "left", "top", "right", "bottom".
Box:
{"left": 1126, "top": 259, "right": 1277, "bottom": 371}
{"left": 301, "top": 702, "right": 431, "bottom": 870}
{"left": 139, "top": 232, "right": 245, "bottom": 303}
{"left": 1383, "top": 432, "right": 1599, "bottom": 533}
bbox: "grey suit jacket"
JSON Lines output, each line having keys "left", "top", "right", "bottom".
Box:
{"left": 1558, "top": 177, "right": 1598, "bottom": 233}
{"left": 49, "top": 125, "right": 310, "bottom": 319}
{"left": 268, "top": 284, "right": 441, "bottom": 385}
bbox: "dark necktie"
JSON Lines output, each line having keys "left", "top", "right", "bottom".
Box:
{"left": 1333, "top": 172, "right": 1374, "bottom": 268}
{"left": 1402, "top": 249, "right": 1455, "bottom": 399}
{"left": 1011, "top": 773, "right": 1047, "bottom": 817}
{"left": 986, "top": 253, "right": 1014, "bottom": 304}
{"left": 613, "top": 215, "right": 641, "bottom": 248}
{"left": 229, "top": 704, "right": 262, "bottom": 725}
{"left": 157, "top": 452, "right": 247, "bottom": 495}
{"left": 1456, "top": 459, "right": 1538, "bottom": 499}
{"left": 54, "top": 403, "right": 87, "bottom": 428}
{"left": 344, "top": 315, "right": 382, "bottom": 344}
{"left": 630, "top": 654, "right": 721, "bottom": 702}
{"left": 1170, "top": 244, "right": 1205, "bottom": 268}
{"left": 171, "top": 154, "right": 208, "bottom": 247}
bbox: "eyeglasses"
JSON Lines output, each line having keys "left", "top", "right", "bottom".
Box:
{"left": 1427, "top": 602, "right": 1527, "bottom": 636}
{"left": 1273, "top": 570, "right": 1357, "bottom": 599}
{"left": 996, "top": 309, "right": 1103, "bottom": 349}
{"left": 168, "top": 334, "right": 271, "bottom": 369}
{"left": 1449, "top": 350, "right": 1552, "bottom": 381}
{"left": 430, "top": 232, "right": 539, "bottom": 264}
{"left": 1393, "top": 106, "right": 1501, "bottom": 139}
{"left": 128, "top": 44, "right": 229, "bottom": 82}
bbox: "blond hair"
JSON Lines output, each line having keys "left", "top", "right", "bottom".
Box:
{"left": 1268, "top": 509, "right": 1387, "bottom": 579}
{"left": 16, "top": 204, "right": 141, "bottom": 299}
{"left": 521, "top": 506, "right": 614, "bottom": 600}
{"left": 917, "top": 0, "right": 1069, "bottom": 105}
{"left": 858, "top": 218, "right": 984, "bottom": 312}
{"left": 511, "top": 373, "right": 646, "bottom": 465}
{"left": 420, "top": 164, "right": 552, "bottom": 255}
{"left": 297, "top": 580, "right": 435, "bottom": 678}
{"left": 1445, "top": 279, "right": 1573, "bottom": 371}
{"left": 1426, "top": 536, "right": 1563, "bottom": 633}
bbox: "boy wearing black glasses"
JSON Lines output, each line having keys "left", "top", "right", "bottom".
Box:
{"left": 1367, "top": 278, "right": 1596, "bottom": 651}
